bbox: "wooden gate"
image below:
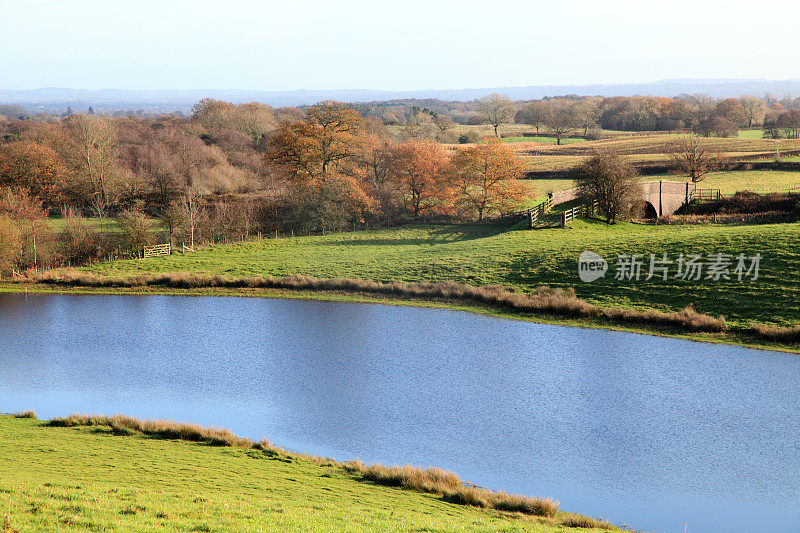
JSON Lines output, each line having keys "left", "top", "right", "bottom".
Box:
{"left": 143, "top": 243, "right": 171, "bottom": 258}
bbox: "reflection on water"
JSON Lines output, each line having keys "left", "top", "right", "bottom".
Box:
{"left": 1, "top": 293, "right": 799, "bottom": 532}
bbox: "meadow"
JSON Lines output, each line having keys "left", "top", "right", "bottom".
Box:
{"left": 0, "top": 415, "right": 613, "bottom": 532}
{"left": 520, "top": 169, "right": 800, "bottom": 200}
{"left": 86, "top": 221, "right": 800, "bottom": 331}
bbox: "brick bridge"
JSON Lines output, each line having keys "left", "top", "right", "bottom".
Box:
{"left": 550, "top": 180, "right": 697, "bottom": 218}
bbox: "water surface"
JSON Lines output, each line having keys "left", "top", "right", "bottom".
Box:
{"left": 1, "top": 293, "right": 798, "bottom": 532}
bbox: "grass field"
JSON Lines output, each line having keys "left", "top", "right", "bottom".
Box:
{"left": 738, "top": 129, "right": 767, "bottom": 139}
{"left": 519, "top": 169, "right": 800, "bottom": 200}
{"left": 513, "top": 132, "right": 800, "bottom": 174}
{"left": 87, "top": 221, "right": 800, "bottom": 330}
{"left": 501, "top": 136, "right": 585, "bottom": 144}
{"left": 0, "top": 415, "right": 611, "bottom": 532}
{"left": 650, "top": 169, "right": 800, "bottom": 194}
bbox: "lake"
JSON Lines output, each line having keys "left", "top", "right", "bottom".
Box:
{"left": 1, "top": 293, "right": 798, "bottom": 532}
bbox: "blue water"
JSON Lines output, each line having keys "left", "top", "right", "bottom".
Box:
{"left": 1, "top": 293, "right": 798, "bottom": 532}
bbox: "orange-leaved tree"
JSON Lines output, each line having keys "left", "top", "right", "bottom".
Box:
{"left": 267, "top": 101, "right": 363, "bottom": 186}
{"left": 388, "top": 138, "right": 455, "bottom": 219}
{"left": 0, "top": 140, "right": 68, "bottom": 206}
{"left": 452, "top": 138, "right": 528, "bottom": 221}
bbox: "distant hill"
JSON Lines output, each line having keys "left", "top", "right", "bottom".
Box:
{"left": 2, "top": 79, "right": 799, "bottom": 115}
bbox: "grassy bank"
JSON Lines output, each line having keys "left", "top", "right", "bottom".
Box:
{"left": 80, "top": 221, "right": 798, "bottom": 330}
{"left": 0, "top": 415, "right": 614, "bottom": 531}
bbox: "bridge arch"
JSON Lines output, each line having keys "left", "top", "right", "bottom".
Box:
{"left": 642, "top": 201, "right": 658, "bottom": 219}
{"left": 547, "top": 180, "right": 697, "bottom": 218}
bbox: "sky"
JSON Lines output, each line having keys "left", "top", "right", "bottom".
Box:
{"left": 2, "top": 0, "right": 800, "bottom": 91}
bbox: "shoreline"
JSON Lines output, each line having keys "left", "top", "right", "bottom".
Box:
{"left": 0, "top": 414, "right": 616, "bottom": 531}
{"left": 2, "top": 281, "right": 796, "bottom": 354}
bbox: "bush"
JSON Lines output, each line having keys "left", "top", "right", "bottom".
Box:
{"left": 457, "top": 131, "right": 479, "bottom": 144}
{"left": 117, "top": 210, "right": 155, "bottom": 253}
{"left": 60, "top": 211, "right": 101, "bottom": 265}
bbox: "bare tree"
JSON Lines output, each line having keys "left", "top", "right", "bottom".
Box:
{"left": 66, "top": 114, "right": 119, "bottom": 227}
{"left": 572, "top": 98, "right": 602, "bottom": 136}
{"left": 739, "top": 96, "right": 767, "bottom": 128}
{"left": 477, "top": 94, "right": 516, "bottom": 137}
{"left": 516, "top": 101, "right": 551, "bottom": 134}
{"left": 181, "top": 181, "right": 205, "bottom": 249}
{"left": 544, "top": 100, "right": 578, "bottom": 145}
{"left": 575, "top": 151, "right": 642, "bottom": 224}
{"left": 670, "top": 135, "right": 725, "bottom": 183}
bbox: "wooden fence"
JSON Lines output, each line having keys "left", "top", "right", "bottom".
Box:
{"left": 690, "top": 189, "right": 723, "bottom": 201}
{"left": 527, "top": 197, "right": 553, "bottom": 226}
{"left": 143, "top": 243, "right": 171, "bottom": 258}
{"left": 559, "top": 201, "right": 598, "bottom": 227}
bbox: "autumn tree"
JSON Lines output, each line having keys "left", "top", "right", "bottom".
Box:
{"left": 267, "top": 101, "right": 363, "bottom": 184}
{"left": 671, "top": 135, "right": 725, "bottom": 182}
{"left": 388, "top": 138, "right": 455, "bottom": 219}
{"left": 575, "top": 151, "right": 642, "bottom": 224}
{"left": 477, "top": 94, "right": 516, "bottom": 137}
{"left": 452, "top": 139, "right": 528, "bottom": 221}
{"left": 0, "top": 140, "right": 67, "bottom": 206}
{"left": 714, "top": 98, "right": 748, "bottom": 127}
{"left": 358, "top": 134, "right": 400, "bottom": 222}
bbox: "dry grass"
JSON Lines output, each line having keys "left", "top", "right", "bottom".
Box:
{"left": 24, "top": 270, "right": 727, "bottom": 333}
{"left": 49, "top": 414, "right": 253, "bottom": 447}
{"left": 12, "top": 410, "right": 36, "bottom": 419}
{"left": 602, "top": 304, "right": 726, "bottom": 332}
{"left": 561, "top": 514, "right": 615, "bottom": 529}
{"left": 750, "top": 323, "right": 800, "bottom": 344}
{"left": 342, "top": 461, "right": 560, "bottom": 518}
{"left": 47, "top": 414, "right": 568, "bottom": 521}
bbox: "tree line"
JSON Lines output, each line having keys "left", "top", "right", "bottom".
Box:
{"left": 0, "top": 100, "right": 528, "bottom": 276}
{"left": 356, "top": 93, "right": 800, "bottom": 142}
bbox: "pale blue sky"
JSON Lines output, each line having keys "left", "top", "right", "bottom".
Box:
{"left": 3, "top": 0, "right": 799, "bottom": 90}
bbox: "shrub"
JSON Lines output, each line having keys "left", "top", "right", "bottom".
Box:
{"left": 117, "top": 210, "right": 155, "bottom": 254}
{"left": 13, "top": 409, "right": 36, "bottom": 419}
{"left": 60, "top": 211, "right": 101, "bottom": 265}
